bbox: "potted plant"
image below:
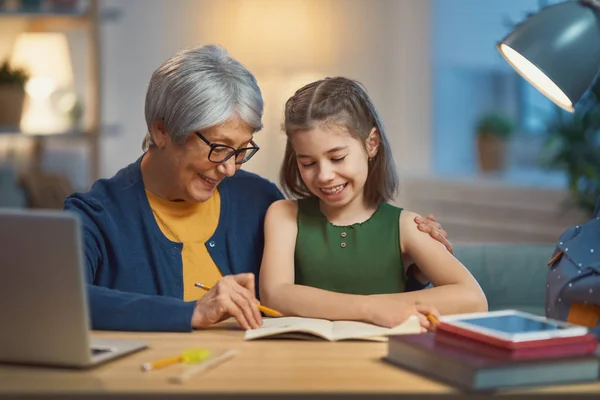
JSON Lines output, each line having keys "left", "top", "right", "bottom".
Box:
{"left": 0, "top": 61, "right": 29, "bottom": 130}
{"left": 475, "top": 112, "right": 515, "bottom": 172}
{"left": 542, "top": 82, "right": 600, "bottom": 217}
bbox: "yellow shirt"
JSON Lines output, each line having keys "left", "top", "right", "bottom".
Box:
{"left": 146, "top": 188, "right": 222, "bottom": 301}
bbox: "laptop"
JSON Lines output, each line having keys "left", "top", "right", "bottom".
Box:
{"left": 0, "top": 208, "right": 147, "bottom": 368}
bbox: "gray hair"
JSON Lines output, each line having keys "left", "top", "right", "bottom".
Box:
{"left": 142, "top": 44, "right": 264, "bottom": 150}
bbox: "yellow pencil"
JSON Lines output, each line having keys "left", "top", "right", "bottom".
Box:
{"left": 194, "top": 282, "right": 283, "bottom": 317}
{"left": 141, "top": 355, "right": 182, "bottom": 371}
{"left": 426, "top": 313, "right": 440, "bottom": 326}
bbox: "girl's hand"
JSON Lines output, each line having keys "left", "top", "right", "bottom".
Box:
{"left": 414, "top": 214, "right": 453, "bottom": 254}
{"left": 361, "top": 296, "right": 440, "bottom": 331}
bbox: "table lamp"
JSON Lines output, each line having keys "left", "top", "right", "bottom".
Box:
{"left": 497, "top": 0, "right": 600, "bottom": 112}
{"left": 10, "top": 32, "right": 74, "bottom": 133}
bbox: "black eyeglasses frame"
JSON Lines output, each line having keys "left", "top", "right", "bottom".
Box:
{"left": 194, "top": 131, "right": 260, "bottom": 165}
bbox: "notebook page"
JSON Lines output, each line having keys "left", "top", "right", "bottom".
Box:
{"left": 332, "top": 316, "right": 421, "bottom": 341}
{"left": 386, "top": 315, "right": 421, "bottom": 335}
{"left": 244, "top": 317, "right": 334, "bottom": 340}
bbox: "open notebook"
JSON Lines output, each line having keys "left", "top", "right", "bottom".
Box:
{"left": 244, "top": 316, "right": 421, "bottom": 342}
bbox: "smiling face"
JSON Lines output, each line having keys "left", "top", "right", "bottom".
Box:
{"left": 291, "top": 123, "right": 379, "bottom": 209}
{"left": 146, "top": 117, "right": 254, "bottom": 202}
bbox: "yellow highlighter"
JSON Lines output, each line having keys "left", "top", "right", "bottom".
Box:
{"left": 141, "top": 349, "right": 211, "bottom": 372}
{"left": 194, "top": 282, "right": 283, "bottom": 317}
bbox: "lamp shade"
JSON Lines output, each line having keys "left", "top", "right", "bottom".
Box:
{"left": 498, "top": 1, "right": 600, "bottom": 112}
{"left": 9, "top": 32, "right": 74, "bottom": 133}
{"left": 10, "top": 32, "right": 74, "bottom": 97}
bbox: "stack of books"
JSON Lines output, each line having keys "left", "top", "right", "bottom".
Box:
{"left": 385, "top": 330, "right": 600, "bottom": 392}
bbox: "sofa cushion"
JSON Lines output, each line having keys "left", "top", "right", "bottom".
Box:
{"left": 453, "top": 243, "right": 554, "bottom": 317}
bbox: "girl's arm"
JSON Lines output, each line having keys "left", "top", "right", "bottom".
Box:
{"left": 259, "top": 200, "right": 435, "bottom": 328}
{"left": 371, "top": 211, "right": 488, "bottom": 315}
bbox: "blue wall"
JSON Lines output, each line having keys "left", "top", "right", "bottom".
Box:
{"left": 431, "top": 0, "right": 564, "bottom": 184}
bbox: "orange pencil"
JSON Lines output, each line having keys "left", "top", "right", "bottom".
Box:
{"left": 426, "top": 313, "right": 440, "bottom": 326}
{"left": 194, "top": 282, "right": 283, "bottom": 317}
{"left": 141, "top": 355, "right": 182, "bottom": 371}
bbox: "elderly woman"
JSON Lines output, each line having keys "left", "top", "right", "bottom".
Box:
{"left": 65, "top": 44, "right": 451, "bottom": 332}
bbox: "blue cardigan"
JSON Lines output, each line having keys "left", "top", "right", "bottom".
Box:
{"left": 64, "top": 157, "right": 283, "bottom": 332}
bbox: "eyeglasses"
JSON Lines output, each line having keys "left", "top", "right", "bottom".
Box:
{"left": 194, "top": 132, "right": 260, "bottom": 165}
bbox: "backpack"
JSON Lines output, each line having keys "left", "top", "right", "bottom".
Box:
{"left": 546, "top": 196, "right": 600, "bottom": 335}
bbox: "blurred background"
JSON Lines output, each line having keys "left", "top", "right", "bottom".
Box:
{"left": 0, "top": 0, "right": 595, "bottom": 242}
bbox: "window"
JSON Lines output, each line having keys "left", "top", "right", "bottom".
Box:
{"left": 519, "top": 78, "right": 555, "bottom": 136}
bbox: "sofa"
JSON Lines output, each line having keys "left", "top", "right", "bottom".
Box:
{"left": 453, "top": 243, "right": 555, "bottom": 317}
{"left": 0, "top": 164, "right": 26, "bottom": 208}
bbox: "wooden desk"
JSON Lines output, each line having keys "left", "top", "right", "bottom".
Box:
{"left": 0, "top": 321, "right": 599, "bottom": 398}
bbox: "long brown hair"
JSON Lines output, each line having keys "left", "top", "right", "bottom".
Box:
{"left": 280, "top": 77, "right": 399, "bottom": 207}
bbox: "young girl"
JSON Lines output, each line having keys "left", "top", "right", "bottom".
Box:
{"left": 259, "top": 77, "right": 487, "bottom": 329}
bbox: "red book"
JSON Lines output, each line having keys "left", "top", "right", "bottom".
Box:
{"left": 437, "top": 320, "right": 595, "bottom": 350}
{"left": 435, "top": 330, "right": 599, "bottom": 360}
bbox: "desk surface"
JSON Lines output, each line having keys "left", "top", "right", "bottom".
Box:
{"left": 1, "top": 321, "right": 599, "bottom": 398}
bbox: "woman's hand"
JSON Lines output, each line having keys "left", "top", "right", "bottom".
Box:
{"left": 191, "top": 273, "right": 262, "bottom": 330}
{"left": 361, "top": 295, "right": 440, "bottom": 331}
{"left": 414, "top": 214, "right": 453, "bottom": 254}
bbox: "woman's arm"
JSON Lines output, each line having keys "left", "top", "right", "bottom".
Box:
{"left": 67, "top": 196, "right": 261, "bottom": 332}
{"left": 259, "top": 201, "right": 436, "bottom": 328}
{"left": 371, "top": 211, "right": 488, "bottom": 315}
{"left": 65, "top": 198, "right": 196, "bottom": 332}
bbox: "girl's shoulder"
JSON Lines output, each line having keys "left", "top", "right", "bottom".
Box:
{"left": 266, "top": 199, "right": 298, "bottom": 220}
{"left": 398, "top": 208, "right": 420, "bottom": 220}
{"left": 378, "top": 202, "right": 419, "bottom": 222}
{"left": 398, "top": 209, "right": 423, "bottom": 233}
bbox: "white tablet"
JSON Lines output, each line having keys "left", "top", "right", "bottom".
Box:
{"left": 438, "top": 310, "right": 588, "bottom": 345}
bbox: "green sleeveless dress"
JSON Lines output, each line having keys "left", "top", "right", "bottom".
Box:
{"left": 294, "top": 197, "right": 405, "bottom": 295}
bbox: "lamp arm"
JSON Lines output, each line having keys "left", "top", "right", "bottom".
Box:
{"left": 580, "top": 0, "right": 600, "bottom": 10}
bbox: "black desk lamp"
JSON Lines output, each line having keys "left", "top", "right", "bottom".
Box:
{"left": 498, "top": 0, "right": 600, "bottom": 112}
